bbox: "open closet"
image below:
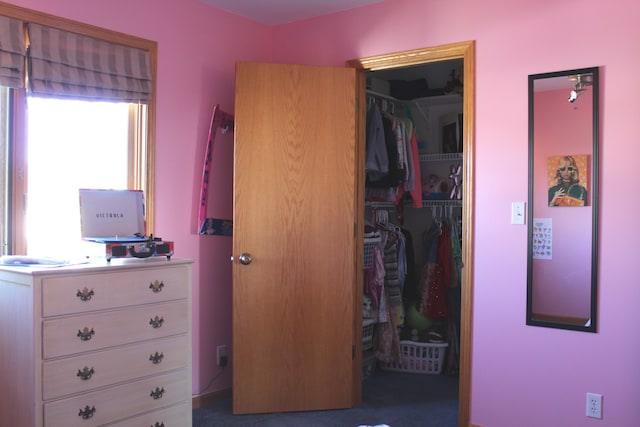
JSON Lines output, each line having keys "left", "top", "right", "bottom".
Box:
{"left": 231, "top": 44, "right": 473, "bottom": 424}
{"left": 360, "top": 59, "right": 464, "bottom": 408}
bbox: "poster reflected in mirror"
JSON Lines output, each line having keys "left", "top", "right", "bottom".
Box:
{"left": 547, "top": 154, "right": 589, "bottom": 207}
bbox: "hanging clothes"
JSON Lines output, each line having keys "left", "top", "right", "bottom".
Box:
{"left": 365, "top": 102, "right": 388, "bottom": 181}
{"left": 446, "top": 217, "right": 463, "bottom": 375}
{"left": 400, "top": 227, "right": 420, "bottom": 302}
{"left": 362, "top": 213, "right": 409, "bottom": 364}
{"left": 364, "top": 223, "right": 407, "bottom": 326}
{"left": 364, "top": 95, "right": 421, "bottom": 203}
{"left": 364, "top": 237, "right": 386, "bottom": 315}
{"left": 407, "top": 128, "right": 423, "bottom": 208}
{"left": 437, "top": 224, "right": 453, "bottom": 288}
{"left": 375, "top": 298, "right": 401, "bottom": 365}
{"left": 375, "top": 228, "right": 403, "bottom": 365}
{"left": 394, "top": 106, "right": 422, "bottom": 208}
{"left": 419, "top": 221, "right": 451, "bottom": 320}
{"left": 383, "top": 230, "right": 404, "bottom": 327}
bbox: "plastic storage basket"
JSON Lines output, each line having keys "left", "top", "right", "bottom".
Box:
{"left": 362, "top": 319, "right": 376, "bottom": 351}
{"left": 363, "top": 236, "right": 381, "bottom": 269}
{"left": 380, "top": 340, "right": 448, "bottom": 374}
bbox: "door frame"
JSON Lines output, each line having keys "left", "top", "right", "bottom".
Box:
{"left": 347, "top": 40, "right": 475, "bottom": 427}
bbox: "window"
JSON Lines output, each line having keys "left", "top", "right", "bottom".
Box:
{"left": 0, "top": 87, "right": 9, "bottom": 255}
{"left": 25, "top": 98, "right": 143, "bottom": 257}
{"left": 0, "top": 4, "right": 157, "bottom": 257}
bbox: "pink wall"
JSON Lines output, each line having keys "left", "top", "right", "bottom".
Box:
{"left": 4, "top": 0, "right": 272, "bottom": 397}
{"left": 273, "top": 0, "right": 640, "bottom": 426}
{"left": 6, "top": 0, "right": 640, "bottom": 425}
{"left": 532, "top": 89, "right": 593, "bottom": 318}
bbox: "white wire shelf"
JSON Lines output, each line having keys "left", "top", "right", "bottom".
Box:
{"left": 406, "top": 199, "right": 462, "bottom": 208}
{"left": 367, "top": 199, "right": 461, "bottom": 208}
{"left": 419, "top": 152, "right": 463, "bottom": 162}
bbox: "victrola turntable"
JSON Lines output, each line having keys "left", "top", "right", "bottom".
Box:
{"left": 79, "top": 189, "right": 174, "bottom": 261}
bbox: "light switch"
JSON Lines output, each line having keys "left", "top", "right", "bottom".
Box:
{"left": 511, "top": 201, "right": 525, "bottom": 225}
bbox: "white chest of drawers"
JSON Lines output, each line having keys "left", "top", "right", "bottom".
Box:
{"left": 0, "top": 258, "right": 193, "bottom": 427}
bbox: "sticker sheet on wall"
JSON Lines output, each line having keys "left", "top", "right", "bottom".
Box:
{"left": 547, "top": 154, "right": 589, "bottom": 207}
{"left": 532, "top": 218, "right": 552, "bottom": 260}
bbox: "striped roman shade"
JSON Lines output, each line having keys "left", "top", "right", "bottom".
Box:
{"left": 0, "top": 16, "right": 25, "bottom": 88}
{"left": 27, "top": 23, "right": 152, "bottom": 102}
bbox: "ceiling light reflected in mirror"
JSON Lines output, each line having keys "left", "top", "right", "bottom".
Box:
{"left": 568, "top": 74, "right": 593, "bottom": 104}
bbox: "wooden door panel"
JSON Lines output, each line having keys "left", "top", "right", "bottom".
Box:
{"left": 233, "top": 62, "right": 357, "bottom": 414}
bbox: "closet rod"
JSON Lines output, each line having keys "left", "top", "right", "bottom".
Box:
{"left": 367, "top": 90, "right": 398, "bottom": 114}
{"left": 366, "top": 89, "right": 402, "bottom": 103}
{"left": 367, "top": 89, "right": 429, "bottom": 123}
{"left": 365, "top": 201, "right": 396, "bottom": 207}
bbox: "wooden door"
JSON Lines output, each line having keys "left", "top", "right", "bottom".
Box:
{"left": 232, "top": 62, "right": 359, "bottom": 414}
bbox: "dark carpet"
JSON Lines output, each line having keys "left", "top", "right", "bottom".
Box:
{"left": 192, "top": 369, "right": 459, "bottom": 427}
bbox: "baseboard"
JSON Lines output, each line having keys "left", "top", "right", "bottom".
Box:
{"left": 192, "top": 387, "right": 232, "bottom": 409}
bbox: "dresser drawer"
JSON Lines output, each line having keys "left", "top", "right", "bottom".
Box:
{"left": 42, "top": 300, "right": 188, "bottom": 359}
{"left": 42, "top": 334, "right": 188, "bottom": 400}
{"left": 43, "top": 368, "right": 188, "bottom": 427}
{"left": 108, "top": 401, "right": 191, "bottom": 427}
{"left": 41, "top": 265, "right": 189, "bottom": 317}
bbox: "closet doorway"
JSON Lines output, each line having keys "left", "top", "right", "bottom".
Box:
{"left": 348, "top": 40, "right": 475, "bottom": 427}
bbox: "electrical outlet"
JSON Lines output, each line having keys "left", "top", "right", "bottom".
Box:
{"left": 586, "top": 392, "right": 602, "bottom": 419}
{"left": 217, "top": 345, "right": 228, "bottom": 367}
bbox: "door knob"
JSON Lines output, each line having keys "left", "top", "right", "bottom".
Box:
{"left": 238, "top": 253, "right": 253, "bottom": 265}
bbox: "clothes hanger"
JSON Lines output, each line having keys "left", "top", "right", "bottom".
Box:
{"left": 430, "top": 205, "right": 443, "bottom": 234}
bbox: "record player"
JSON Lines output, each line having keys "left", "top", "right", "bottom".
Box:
{"left": 79, "top": 189, "right": 174, "bottom": 261}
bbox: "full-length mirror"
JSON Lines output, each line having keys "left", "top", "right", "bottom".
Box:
{"left": 527, "top": 67, "right": 599, "bottom": 332}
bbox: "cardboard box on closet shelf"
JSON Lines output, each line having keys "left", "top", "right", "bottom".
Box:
{"left": 366, "top": 76, "right": 390, "bottom": 95}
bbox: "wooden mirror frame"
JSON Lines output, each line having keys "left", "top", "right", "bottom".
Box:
{"left": 526, "top": 67, "right": 599, "bottom": 333}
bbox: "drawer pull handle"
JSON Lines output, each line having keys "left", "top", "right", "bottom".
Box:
{"left": 77, "top": 366, "right": 95, "bottom": 380}
{"left": 77, "top": 327, "right": 95, "bottom": 341}
{"left": 149, "top": 316, "right": 164, "bottom": 329}
{"left": 151, "top": 423, "right": 165, "bottom": 427}
{"left": 149, "top": 351, "right": 164, "bottom": 364}
{"left": 150, "top": 386, "right": 165, "bottom": 400}
{"left": 78, "top": 405, "right": 96, "bottom": 419}
{"left": 76, "top": 287, "right": 95, "bottom": 301}
{"left": 149, "top": 280, "right": 165, "bottom": 293}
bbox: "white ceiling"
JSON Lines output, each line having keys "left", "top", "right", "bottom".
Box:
{"left": 200, "top": 0, "right": 384, "bottom": 25}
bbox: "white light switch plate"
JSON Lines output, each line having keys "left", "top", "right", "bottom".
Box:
{"left": 511, "top": 201, "right": 525, "bottom": 225}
